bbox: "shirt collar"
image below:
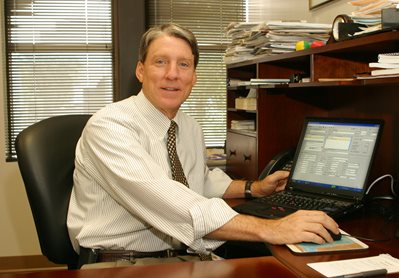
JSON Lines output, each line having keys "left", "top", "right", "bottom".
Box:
{"left": 135, "top": 90, "right": 183, "bottom": 137}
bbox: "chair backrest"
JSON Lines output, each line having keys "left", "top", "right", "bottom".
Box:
{"left": 15, "top": 114, "right": 91, "bottom": 269}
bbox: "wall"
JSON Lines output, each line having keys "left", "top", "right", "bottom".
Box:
{"left": 0, "top": 0, "right": 358, "bottom": 257}
{"left": 0, "top": 0, "right": 42, "bottom": 257}
{"left": 308, "top": 0, "right": 356, "bottom": 23}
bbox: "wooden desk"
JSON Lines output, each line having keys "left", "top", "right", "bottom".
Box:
{"left": 269, "top": 212, "right": 399, "bottom": 277}
{"left": 0, "top": 256, "right": 296, "bottom": 278}
{"left": 227, "top": 199, "right": 399, "bottom": 277}
{"left": 3, "top": 201, "right": 397, "bottom": 277}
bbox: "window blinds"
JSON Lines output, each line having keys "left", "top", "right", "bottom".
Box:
{"left": 5, "top": 0, "right": 113, "bottom": 160}
{"left": 146, "top": 0, "right": 245, "bottom": 148}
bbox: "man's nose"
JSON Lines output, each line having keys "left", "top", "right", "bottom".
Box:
{"left": 165, "top": 63, "right": 178, "bottom": 79}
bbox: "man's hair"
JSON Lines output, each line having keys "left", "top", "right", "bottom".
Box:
{"left": 138, "top": 23, "right": 199, "bottom": 68}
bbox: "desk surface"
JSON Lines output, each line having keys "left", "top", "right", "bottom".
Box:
{"left": 228, "top": 199, "right": 399, "bottom": 277}
{"left": 270, "top": 214, "right": 399, "bottom": 277}
{"left": 0, "top": 256, "right": 296, "bottom": 278}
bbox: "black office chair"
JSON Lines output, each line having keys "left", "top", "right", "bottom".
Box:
{"left": 15, "top": 114, "right": 91, "bottom": 270}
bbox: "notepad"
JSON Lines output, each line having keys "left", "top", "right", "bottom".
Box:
{"left": 286, "top": 230, "right": 368, "bottom": 254}
{"left": 308, "top": 254, "right": 399, "bottom": 277}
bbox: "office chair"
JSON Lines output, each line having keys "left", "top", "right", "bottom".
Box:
{"left": 15, "top": 114, "right": 91, "bottom": 270}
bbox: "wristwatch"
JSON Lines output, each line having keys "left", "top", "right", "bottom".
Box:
{"left": 245, "top": 180, "right": 254, "bottom": 199}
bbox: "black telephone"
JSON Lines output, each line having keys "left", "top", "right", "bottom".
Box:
{"left": 258, "top": 148, "right": 296, "bottom": 180}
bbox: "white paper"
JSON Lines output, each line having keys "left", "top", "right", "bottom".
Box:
{"left": 307, "top": 254, "right": 399, "bottom": 277}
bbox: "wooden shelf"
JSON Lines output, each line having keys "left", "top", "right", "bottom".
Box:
{"left": 225, "top": 28, "right": 399, "bottom": 182}
{"left": 227, "top": 108, "right": 256, "bottom": 113}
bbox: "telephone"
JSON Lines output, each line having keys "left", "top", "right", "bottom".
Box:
{"left": 258, "top": 148, "right": 296, "bottom": 180}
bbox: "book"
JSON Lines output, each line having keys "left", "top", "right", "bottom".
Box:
{"left": 377, "top": 52, "right": 399, "bottom": 64}
{"left": 286, "top": 229, "right": 368, "bottom": 254}
{"left": 371, "top": 67, "right": 399, "bottom": 76}
{"left": 356, "top": 73, "right": 399, "bottom": 79}
{"left": 369, "top": 62, "right": 399, "bottom": 68}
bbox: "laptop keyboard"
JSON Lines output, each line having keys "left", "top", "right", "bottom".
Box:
{"left": 254, "top": 192, "right": 351, "bottom": 213}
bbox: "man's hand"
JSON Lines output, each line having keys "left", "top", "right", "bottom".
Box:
{"left": 252, "top": 170, "right": 289, "bottom": 197}
{"left": 207, "top": 210, "right": 340, "bottom": 245}
{"left": 262, "top": 210, "right": 340, "bottom": 244}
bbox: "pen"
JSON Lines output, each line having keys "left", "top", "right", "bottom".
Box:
{"left": 334, "top": 268, "right": 388, "bottom": 278}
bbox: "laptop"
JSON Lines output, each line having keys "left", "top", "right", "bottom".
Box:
{"left": 233, "top": 117, "right": 384, "bottom": 219}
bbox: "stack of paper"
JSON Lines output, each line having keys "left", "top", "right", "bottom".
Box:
{"left": 231, "top": 120, "right": 255, "bottom": 130}
{"left": 224, "top": 21, "right": 331, "bottom": 64}
{"left": 235, "top": 97, "right": 257, "bottom": 110}
{"left": 348, "top": 0, "right": 399, "bottom": 36}
{"left": 224, "top": 22, "right": 269, "bottom": 64}
{"left": 370, "top": 52, "right": 399, "bottom": 76}
{"left": 308, "top": 254, "right": 399, "bottom": 277}
{"left": 264, "top": 21, "right": 331, "bottom": 54}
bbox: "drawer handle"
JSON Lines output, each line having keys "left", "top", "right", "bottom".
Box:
{"left": 243, "top": 154, "right": 251, "bottom": 161}
{"left": 229, "top": 150, "right": 236, "bottom": 156}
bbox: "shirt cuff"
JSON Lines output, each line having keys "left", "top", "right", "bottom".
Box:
{"left": 188, "top": 198, "right": 238, "bottom": 252}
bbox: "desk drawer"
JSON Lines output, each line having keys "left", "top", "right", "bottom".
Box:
{"left": 225, "top": 132, "right": 257, "bottom": 180}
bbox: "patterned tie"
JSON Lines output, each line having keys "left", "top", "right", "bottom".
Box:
{"left": 167, "top": 120, "right": 189, "bottom": 187}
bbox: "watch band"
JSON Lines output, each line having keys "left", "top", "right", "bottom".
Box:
{"left": 245, "top": 180, "right": 254, "bottom": 199}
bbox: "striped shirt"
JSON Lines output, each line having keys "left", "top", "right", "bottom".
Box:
{"left": 67, "top": 91, "right": 238, "bottom": 254}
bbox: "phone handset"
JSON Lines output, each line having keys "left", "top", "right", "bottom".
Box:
{"left": 258, "top": 148, "right": 295, "bottom": 180}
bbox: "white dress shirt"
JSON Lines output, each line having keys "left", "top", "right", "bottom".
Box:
{"left": 67, "top": 91, "right": 238, "bottom": 254}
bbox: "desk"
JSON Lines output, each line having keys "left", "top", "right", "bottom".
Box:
{"left": 3, "top": 201, "right": 398, "bottom": 277}
{"left": 0, "top": 256, "right": 296, "bottom": 278}
{"left": 269, "top": 213, "right": 399, "bottom": 277}
{"left": 227, "top": 199, "right": 399, "bottom": 277}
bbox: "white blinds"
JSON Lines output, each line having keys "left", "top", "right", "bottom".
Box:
{"left": 5, "top": 0, "right": 113, "bottom": 160}
{"left": 146, "top": 0, "right": 245, "bottom": 147}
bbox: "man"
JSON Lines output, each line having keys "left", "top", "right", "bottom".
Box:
{"left": 67, "top": 23, "right": 339, "bottom": 268}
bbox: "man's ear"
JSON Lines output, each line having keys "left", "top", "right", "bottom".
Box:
{"left": 136, "top": 61, "right": 144, "bottom": 83}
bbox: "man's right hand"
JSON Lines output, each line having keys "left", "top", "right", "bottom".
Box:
{"left": 206, "top": 210, "right": 339, "bottom": 246}
{"left": 262, "top": 210, "right": 340, "bottom": 245}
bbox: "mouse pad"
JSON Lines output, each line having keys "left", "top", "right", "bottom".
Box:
{"left": 285, "top": 230, "right": 368, "bottom": 254}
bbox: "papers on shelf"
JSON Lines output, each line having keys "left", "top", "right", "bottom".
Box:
{"left": 371, "top": 67, "right": 399, "bottom": 75}
{"left": 369, "top": 62, "right": 399, "bottom": 68}
{"left": 347, "top": 0, "right": 399, "bottom": 36}
{"left": 308, "top": 254, "right": 399, "bottom": 277}
{"left": 224, "top": 20, "right": 331, "bottom": 64}
{"left": 235, "top": 98, "right": 256, "bottom": 110}
{"left": 369, "top": 52, "right": 399, "bottom": 76}
{"left": 355, "top": 73, "right": 399, "bottom": 79}
{"left": 378, "top": 52, "right": 399, "bottom": 63}
{"left": 231, "top": 120, "right": 255, "bottom": 131}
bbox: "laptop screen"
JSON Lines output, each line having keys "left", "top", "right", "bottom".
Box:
{"left": 288, "top": 117, "right": 383, "bottom": 200}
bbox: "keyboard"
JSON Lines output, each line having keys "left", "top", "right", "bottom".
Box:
{"left": 253, "top": 191, "right": 351, "bottom": 213}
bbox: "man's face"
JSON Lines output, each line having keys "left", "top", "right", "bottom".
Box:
{"left": 136, "top": 35, "right": 197, "bottom": 119}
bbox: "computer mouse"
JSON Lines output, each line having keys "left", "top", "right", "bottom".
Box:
{"left": 328, "top": 229, "right": 342, "bottom": 241}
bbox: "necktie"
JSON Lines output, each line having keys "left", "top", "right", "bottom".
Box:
{"left": 167, "top": 121, "right": 189, "bottom": 187}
